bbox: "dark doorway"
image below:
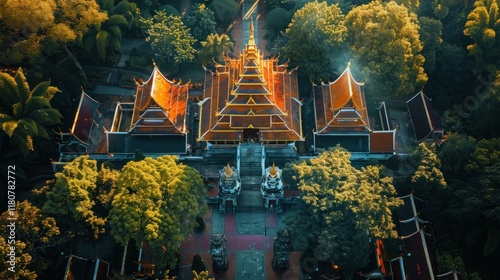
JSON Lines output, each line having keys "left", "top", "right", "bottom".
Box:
{"left": 243, "top": 129, "right": 259, "bottom": 142}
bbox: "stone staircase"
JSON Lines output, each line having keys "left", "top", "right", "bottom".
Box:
{"left": 237, "top": 143, "right": 265, "bottom": 209}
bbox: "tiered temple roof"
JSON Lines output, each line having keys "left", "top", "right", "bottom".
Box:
{"left": 106, "top": 66, "right": 188, "bottom": 154}
{"left": 198, "top": 21, "right": 303, "bottom": 143}
{"left": 313, "top": 63, "right": 370, "bottom": 134}
{"left": 130, "top": 65, "right": 188, "bottom": 135}
{"left": 312, "top": 64, "right": 396, "bottom": 153}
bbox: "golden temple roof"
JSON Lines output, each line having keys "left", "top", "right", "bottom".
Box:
{"left": 198, "top": 20, "right": 303, "bottom": 143}
{"left": 313, "top": 63, "right": 370, "bottom": 134}
{"left": 131, "top": 66, "right": 189, "bottom": 135}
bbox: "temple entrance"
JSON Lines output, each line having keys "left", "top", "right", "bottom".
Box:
{"left": 243, "top": 129, "right": 259, "bottom": 142}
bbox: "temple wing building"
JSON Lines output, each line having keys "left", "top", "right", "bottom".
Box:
{"left": 59, "top": 90, "right": 100, "bottom": 154}
{"left": 407, "top": 91, "right": 444, "bottom": 142}
{"left": 313, "top": 64, "right": 396, "bottom": 153}
{"left": 106, "top": 65, "right": 189, "bottom": 154}
{"left": 198, "top": 21, "right": 303, "bottom": 144}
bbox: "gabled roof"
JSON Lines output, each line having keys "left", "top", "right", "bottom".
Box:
{"left": 198, "top": 20, "right": 303, "bottom": 142}
{"left": 71, "top": 90, "right": 99, "bottom": 144}
{"left": 130, "top": 66, "right": 188, "bottom": 135}
{"left": 313, "top": 63, "right": 370, "bottom": 134}
{"left": 407, "top": 91, "right": 443, "bottom": 141}
{"left": 396, "top": 194, "right": 437, "bottom": 280}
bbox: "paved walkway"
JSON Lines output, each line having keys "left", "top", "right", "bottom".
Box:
{"left": 175, "top": 3, "right": 299, "bottom": 279}
{"left": 178, "top": 206, "right": 304, "bottom": 280}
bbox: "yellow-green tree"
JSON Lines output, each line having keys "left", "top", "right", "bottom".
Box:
{"left": 411, "top": 142, "right": 447, "bottom": 190}
{"left": 140, "top": 11, "right": 196, "bottom": 74}
{"left": 0, "top": 201, "right": 60, "bottom": 280}
{"left": 283, "top": 1, "right": 348, "bottom": 82}
{"left": 464, "top": 0, "right": 500, "bottom": 75}
{"left": 0, "top": 0, "right": 107, "bottom": 84}
{"left": 42, "top": 156, "right": 119, "bottom": 239}
{"left": 109, "top": 156, "right": 207, "bottom": 273}
{"left": 346, "top": 0, "right": 427, "bottom": 97}
{"left": 197, "top": 33, "right": 234, "bottom": 66}
{"left": 285, "top": 147, "right": 402, "bottom": 278}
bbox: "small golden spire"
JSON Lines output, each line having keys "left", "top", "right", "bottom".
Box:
{"left": 225, "top": 163, "right": 233, "bottom": 175}
{"left": 248, "top": 18, "right": 255, "bottom": 46}
{"left": 270, "top": 163, "right": 277, "bottom": 177}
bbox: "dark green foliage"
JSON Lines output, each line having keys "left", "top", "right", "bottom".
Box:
{"left": 208, "top": 0, "right": 238, "bottom": 27}
{"left": 191, "top": 254, "right": 206, "bottom": 274}
{"left": 159, "top": 5, "right": 179, "bottom": 16}
{"left": 194, "top": 216, "right": 206, "bottom": 233}
{"left": 419, "top": 17, "right": 443, "bottom": 74}
{"left": 385, "top": 155, "right": 401, "bottom": 171}
{"left": 183, "top": 4, "right": 217, "bottom": 49}
{"left": 267, "top": 8, "right": 291, "bottom": 31}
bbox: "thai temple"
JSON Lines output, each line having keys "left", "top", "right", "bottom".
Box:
{"left": 312, "top": 64, "right": 397, "bottom": 154}
{"left": 53, "top": 14, "right": 456, "bottom": 279}
{"left": 197, "top": 20, "right": 303, "bottom": 144}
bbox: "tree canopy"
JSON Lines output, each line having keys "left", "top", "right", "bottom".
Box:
{"left": 345, "top": 0, "right": 427, "bottom": 96}
{"left": 109, "top": 156, "right": 207, "bottom": 268}
{"left": 0, "top": 201, "right": 60, "bottom": 279}
{"left": 284, "top": 147, "right": 402, "bottom": 277}
{"left": 0, "top": 0, "right": 107, "bottom": 65}
{"left": 183, "top": 4, "right": 217, "bottom": 49}
{"left": 141, "top": 11, "right": 196, "bottom": 73}
{"left": 0, "top": 68, "right": 63, "bottom": 157}
{"left": 43, "top": 156, "right": 119, "bottom": 239}
{"left": 283, "top": 1, "right": 348, "bottom": 82}
{"left": 464, "top": 0, "right": 500, "bottom": 75}
{"left": 197, "top": 33, "right": 234, "bottom": 66}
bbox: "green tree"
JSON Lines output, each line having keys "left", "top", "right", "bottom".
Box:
{"left": 183, "top": 4, "right": 217, "bottom": 49}
{"left": 0, "top": 68, "right": 63, "bottom": 157}
{"left": 285, "top": 147, "right": 402, "bottom": 277}
{"left": 437, "top": 254, "right": 482, "bottom": 280}
{"left": 419, "top": 17, "right": 443, "bottom": 74}
{"left": 0, "top": 0, "right": 108, "bottom": 85}
{"left": 465, "top": 72, "right": 500, "bottom": 138}
{"left": 141, "top": 11, "right": 196, "bottom": 74}
{"left": 283, "top": 1, "right": 347, "bottom": 81}
{"left": 266, "top": 8, "right": 291, "bottom": 32}
{"left": 464, "top": 0, "right": 500, "bottom": 75}
{"left": 43, "top": 156, "right": 119, "bottom": 239}
{"left": 109, "top": 156, "right": 207, "bottom": 272}
{"left": 83, "top": 0, "right": 131, "bottom": 62}
{"left": 438, "top": 137, "right": 500, "bottom": 257}
{"left": 197, "top": 33, "right": 234, "bottom": 66}
{"left": 191, "top": 254, "right": 206, "bottom": 274}
{"left": 345, "top": 0, "right": 427, "bottom": 96}
{"left": 411, "top": 142, "right": 447, "bottom": 190}
{"left": 0, "top": 201, "right": 60, "bottom": 280}
{"left": 208, "top": 0, "right": 238, "bottom": 27}
{"left": 438, "top": 133, "right": 477, "bottom": 177}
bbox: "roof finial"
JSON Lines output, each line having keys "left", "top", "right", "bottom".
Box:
{"left": 270, "top": 162, "right": 277, "bottom": 177}
{"left": 225, "top": 163, "right": 233, "bottom": 175}
{"left": 248, "top": 18, "right": 255, "bottom": 46}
